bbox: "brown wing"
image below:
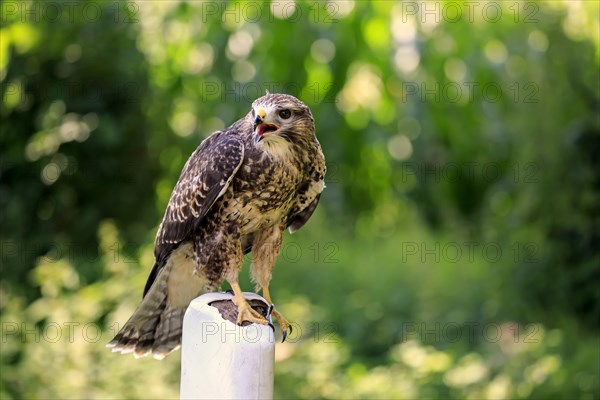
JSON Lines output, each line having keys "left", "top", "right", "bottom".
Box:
{"left": 287, "top": 144, "right": 326, "bottom": 233}
{"left": 287, "top": 193, "right": 321, "bottom": 233}
{"left": 143, "top": 133, "right": 244, "bottom": 296}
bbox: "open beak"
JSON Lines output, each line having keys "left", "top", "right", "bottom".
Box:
{"left": 253, "top": 110, "right": 280, "bottom": 143}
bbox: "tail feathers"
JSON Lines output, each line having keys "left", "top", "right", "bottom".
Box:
{"left": 107, "top": 264, "right": 185, "bottom": 360}
{"left": 151, "top": 306, "right": 186, "bottom": 358}
{"left": 108, "top": 243, "right": 206, "bottom": 360}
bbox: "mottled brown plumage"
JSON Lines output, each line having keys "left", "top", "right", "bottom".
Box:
{"left": 107, "top": 93, "right": 326, "bottom": 359}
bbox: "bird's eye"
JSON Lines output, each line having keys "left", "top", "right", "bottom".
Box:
{"left": 279, "top": 109, "right": 292, "bottom": 119}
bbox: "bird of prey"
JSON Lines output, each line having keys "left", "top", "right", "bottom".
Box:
{"left": 107, "top": 93, "right": 326, "bottom": 359}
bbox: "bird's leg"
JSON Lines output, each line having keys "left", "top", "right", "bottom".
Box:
{"left": 229, "top": 281, "right": 269, "bottom": 326}
{"left": 251, "top": 225, "right": 292, "bottom": 340}
{"left": 262, "top": 284, "right": 292, "bottom": 342}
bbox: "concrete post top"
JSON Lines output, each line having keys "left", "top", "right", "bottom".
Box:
{"left": 187, "top": 292, "right": 272, "bottom": 325}
{"left": 188, "top": 292, "right": 270, "bottom": 308}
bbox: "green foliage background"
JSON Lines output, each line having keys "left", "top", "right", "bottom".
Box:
{"left": 1, "top": 1, "right": 598, "bottom": 398}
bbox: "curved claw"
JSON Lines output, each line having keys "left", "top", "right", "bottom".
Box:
{"left": 281, "top": 324, "right": 294, "bottom": 342}
{"left": 225, "top": 289, "right": 234, "bottom": 296}
{"left": 268, "top": 322, "right": 274, "bottom": 332}
{"left": 281, "top": 324, "right": 296, "bottom": 342}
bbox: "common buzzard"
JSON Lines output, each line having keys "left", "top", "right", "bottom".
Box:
{"left": 107, "top": 93, "right": 326, "bottom": 359}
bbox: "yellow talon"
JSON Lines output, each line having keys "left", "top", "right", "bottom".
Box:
{"left": 230, "top": 282, "right": 269, "bottom": 326}
{"left": 235, "top": 300, "right": 269, "bottom": 325}
{"left": 271, "top": 308, "right": 292, "bottom": 342}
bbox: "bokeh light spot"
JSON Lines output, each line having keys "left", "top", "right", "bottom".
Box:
{"left": 227, "top": 31, "right": 254, "bottom": 59}
{"left": 64, "top": 44, "right": 82, "bottom": 63}
{"left": 311, "top": 39, "right": 336, "bottom": 64}
{"left": 394, "top": 45, "right": 420, "bottom": 74}
{"left": 484, "top": 40, "right": 508, "bottom": 64}
{"left": 388, "top": 135, "right": 413, "bottom": 161}
{"left": 444, "top": 58, "right": 467, "bottom": 82}
{"left": 528, "top": 30, "right": 549, "bottom": 52}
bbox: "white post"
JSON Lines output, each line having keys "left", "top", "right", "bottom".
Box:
{"left": 180, "top": 292, "right": 275, "bottom": 400}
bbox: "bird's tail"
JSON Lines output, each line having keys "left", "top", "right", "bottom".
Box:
{"left": 107, "top": 261, "right": 186, "bottom": 360}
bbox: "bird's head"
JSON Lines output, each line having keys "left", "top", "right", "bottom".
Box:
{"left": 250, "top": 93, "right": 315, "bottom": 145}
